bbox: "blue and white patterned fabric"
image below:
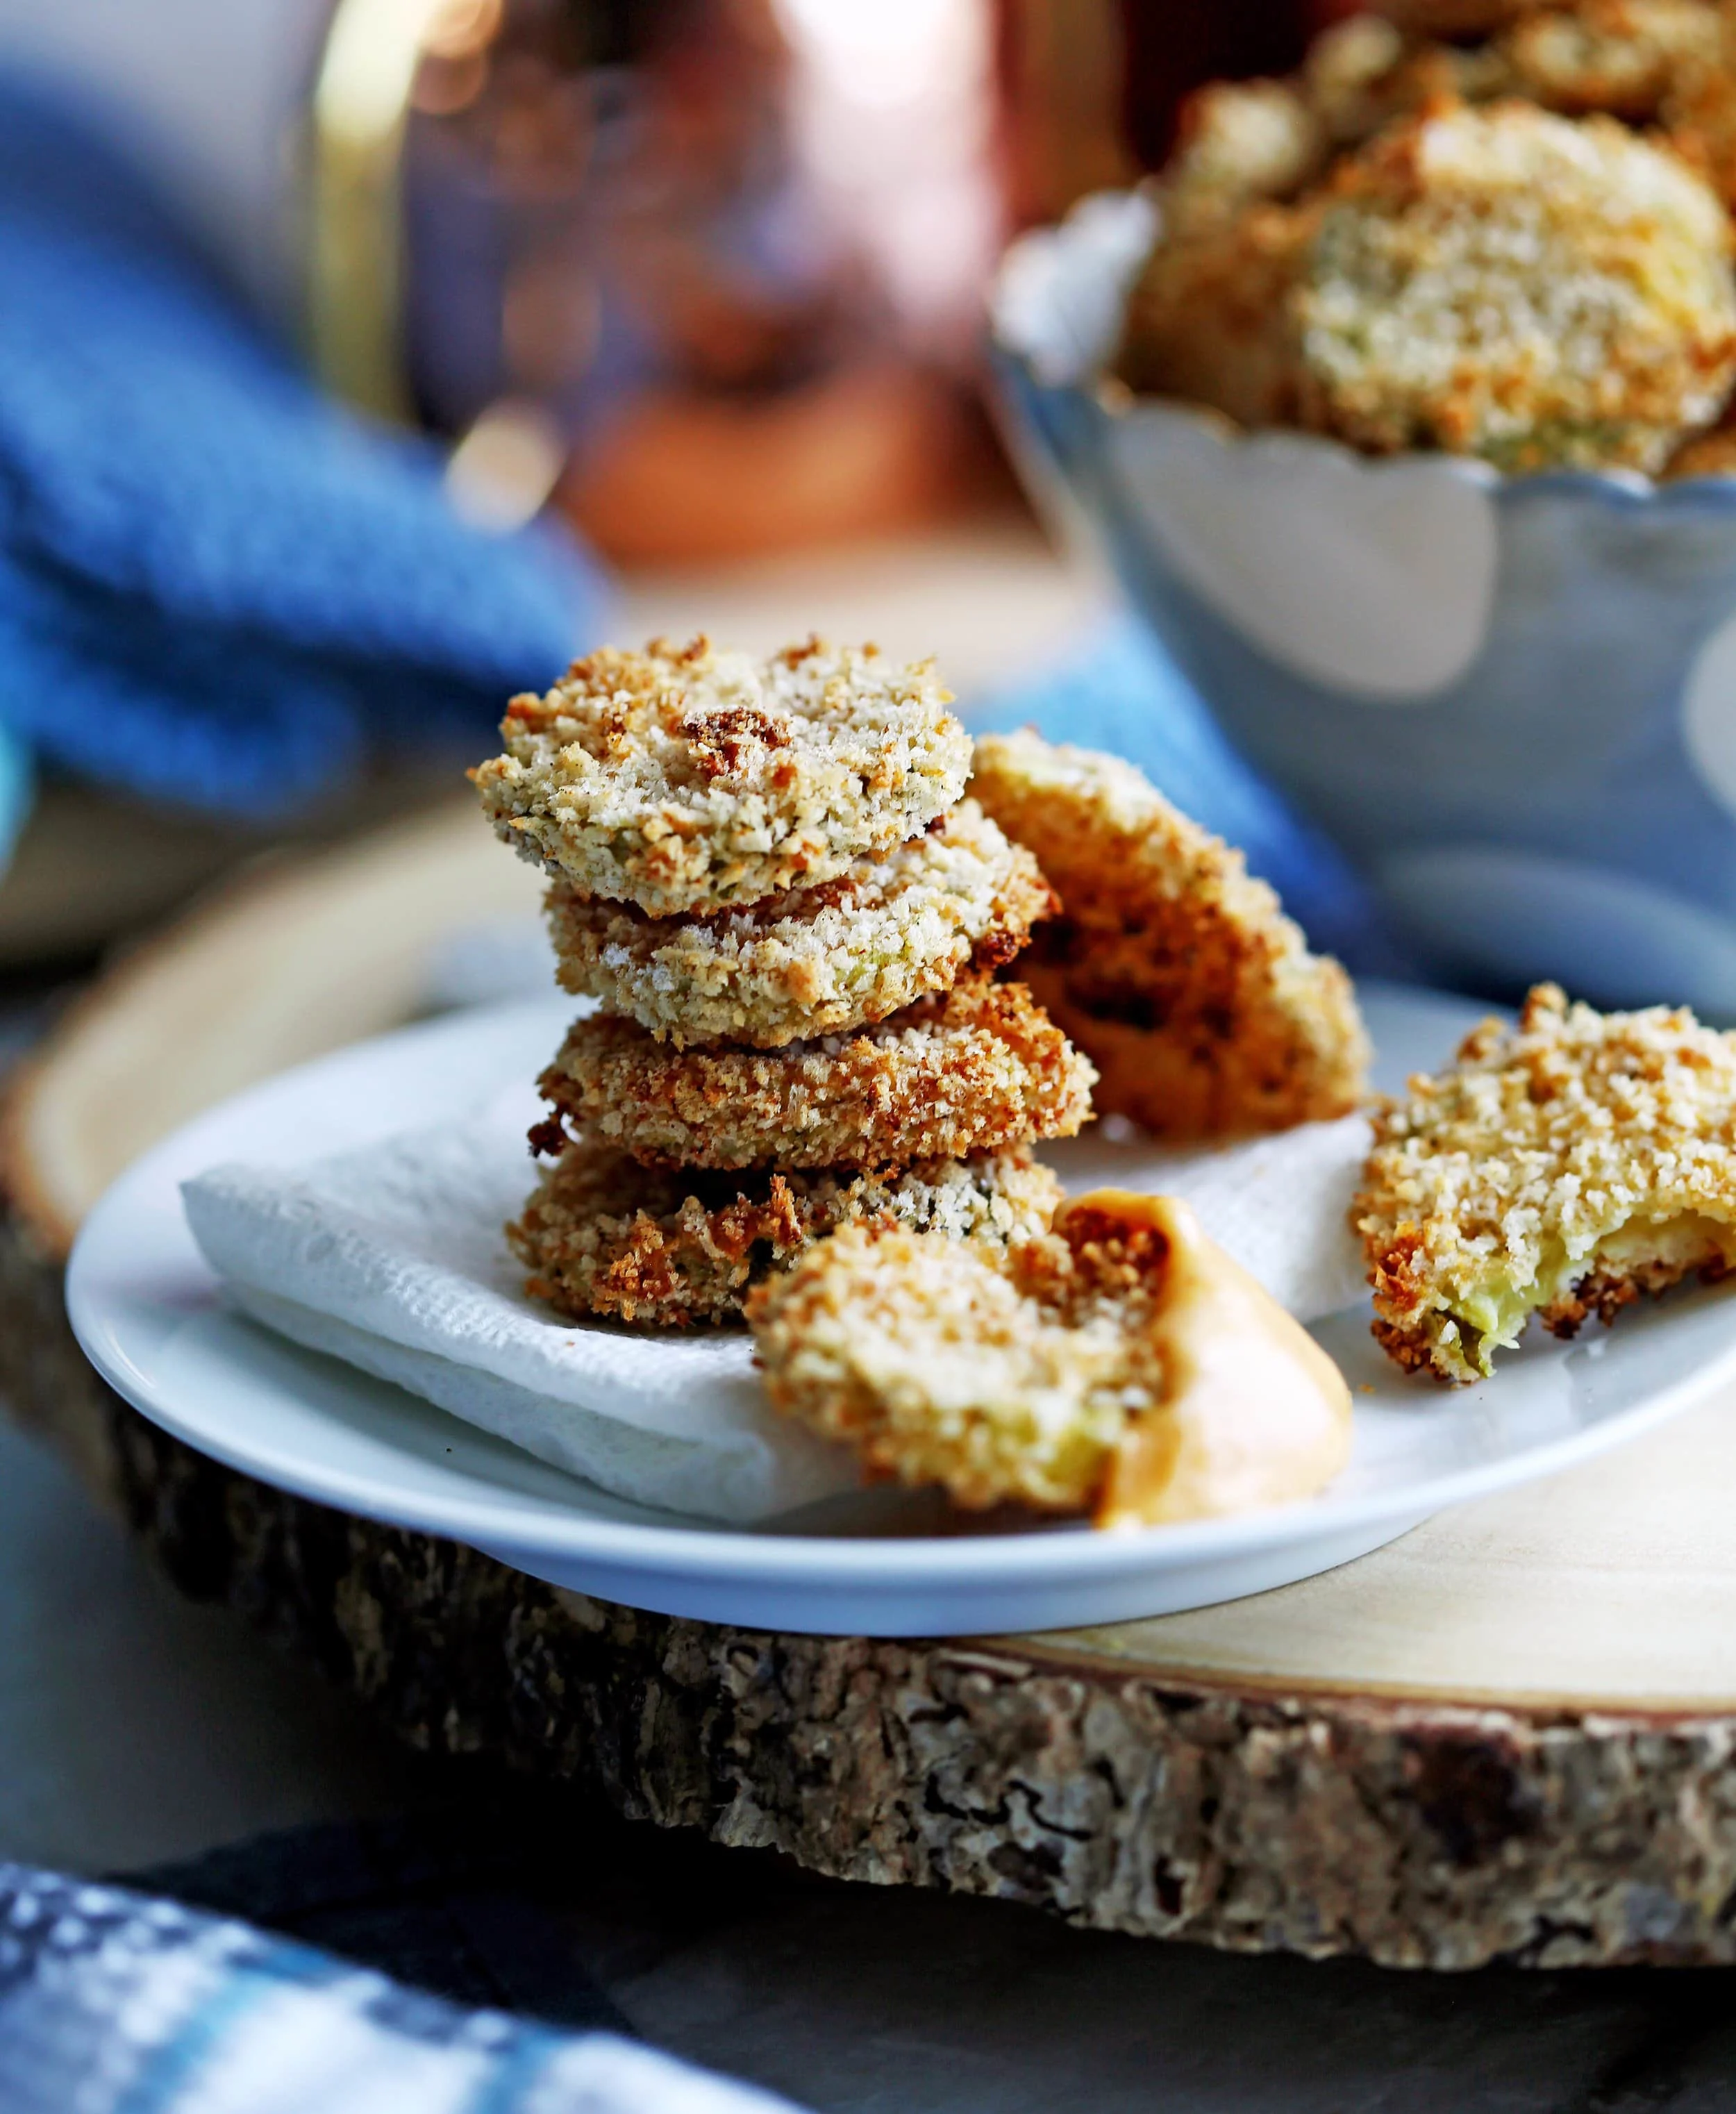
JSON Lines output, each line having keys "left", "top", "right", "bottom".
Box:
{"left": 0, "top": 1866, "right": 802, "bottom": 2114}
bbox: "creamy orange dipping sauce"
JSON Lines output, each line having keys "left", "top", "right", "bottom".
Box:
{"left": 1080, "top": 1190, "right": 1353, "bottom": 1531}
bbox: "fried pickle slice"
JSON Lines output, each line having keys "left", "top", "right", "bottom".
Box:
{"left": 535, "top": 976, "right": 1096, "bottom": 1172}
{"left": 545, "top": 800, "right": 1052, "bottom": 1049}
{"left": 510, "top": 1139, "right": 1061, "bottom": 1329}
{"left": 970, "top": 731, "right": 1367, "bottom": 1140}
{"left": 749, "top": 1190, "right": 1351, "bottom": 1523}
{"left": 1356, "top": 983, "right": 1736, "bottom": 1381}
{"left": 473, "top": 635, "right": 970, "bottom": 915}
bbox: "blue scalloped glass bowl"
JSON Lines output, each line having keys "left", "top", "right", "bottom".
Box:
{"left": 990, "top": 190, "right": 1736, "bottom": 1015}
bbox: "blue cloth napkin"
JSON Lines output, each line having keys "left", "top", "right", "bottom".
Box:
{"left": 0, "top": 73, "right": 598, "bottom": 841}
{"left": 0, "top": 1864, "right": 803, "bottom": 2114}
{"left": 974, "top": 610, "right": 1408, "bottom": 977}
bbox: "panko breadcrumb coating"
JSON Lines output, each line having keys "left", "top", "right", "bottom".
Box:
{"left": 509, "top": 1139, "right": 1060, "bottom": 1329}
{"left": 1295, "top": 101, "right": 1736, "bottom": 473}
{"left": 970, "top": 732, "right": 1368, "bottom": 1140}
{"left": 1307, "top": 16, "right": 1411, "bottom": 144}
{"left": 749, "top": 1190, "right": 1351, "bottom": 1522}
{"left": 535, "top": 977, "right": 1097, "bottom": 1172}
{"left": 1112, "top": 200, "right": 1317, "bottom": 430}
{"left": 544, "top": 800, "right": 1053, "bottom": 1049}
{"left": 1376, "top": 0, "right": 1721, "bottom": 106}
{"left": 1161, "top": 80, "right": 1325, "bottom": 217}
{"left": 1355, "top": 983, "right": 1736, "bottom": 1382}
{"left": 1502, "top": 0, "right": 1720, "bottom": 122}
{"left": 1304, "top": 18, "right": 1513, "bottom": 148}
{"left": 472, "top": 635, "right": 970, "bottom": 915}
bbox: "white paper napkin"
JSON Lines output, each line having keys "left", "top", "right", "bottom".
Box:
{"left": 182, "top": 1100, "right": 1371, "bottom": 1526}
{"left": 180, "top": 1095, "right": 856, "bottom": 1525}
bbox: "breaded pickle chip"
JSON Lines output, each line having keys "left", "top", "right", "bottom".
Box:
{"left": 545, "top": 801, "right": 1053, "bottom": 1049}
{"left": 1305, "top": 17, "right": 1514, "bottom": 147}
{"left": 473, "top": 635, "right": 971, "bottom": 914}
{"left": 750, "top": 1190, "right": 1351, "bottom": 1522}
{"left": 535, "top": 977, "right": 1096, "bottom": 1172}
{"left": 1296, "top": 101, "right": 1736, "bottom": 472}
{"left": 1503, "top": 0, "right": 1719, "bottom": 122}
{"left": 1113, "top": 199, "right": 1316, "bottom": 431}
{"left": 1356, "top": 983, "right": 1736, "bottom": 1381}
{"left": 1160, "top": 79, "right": 1326, "bottom": 217}
{"left": 509, "top": 1140, "right": 1060, "bottom": 1329}
{"left": 970, "top": 731, "right": 1367, "bottom": 1140}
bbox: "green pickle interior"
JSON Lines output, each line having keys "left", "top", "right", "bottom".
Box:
{"left": 1446, "top": 1216, "right": 1736, "bottom": 1376}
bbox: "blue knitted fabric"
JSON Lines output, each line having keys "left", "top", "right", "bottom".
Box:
{"left": 975, "top": 611, "right": 1405, "bottom": 976}
{"left": 0, "top": 74, "right": 599, "bottom": 824}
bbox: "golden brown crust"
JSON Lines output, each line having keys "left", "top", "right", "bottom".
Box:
{"left": 543, "top": 801, "right": 1054, "bottom": 1048}
{"left": 508, "top": 1139, "right": 1062, "bottom": 1329}
{"left": 969, "top": 731, "right": 1368, "bottom": 1140}
{"left": 535, "top": 977, "right": 1097, "bottom": 1172}
{"left": 1161, "top": 79, "right": 1326, "bottom": 215}
{"left": 471, "top": 635, "right": 970, "bottom": 914}
{"left": 1664, "top": 8, "right": 1736, "bottom": 215}
{"left": 1355, "top": 982, "right": 1736, "bottom": 1381}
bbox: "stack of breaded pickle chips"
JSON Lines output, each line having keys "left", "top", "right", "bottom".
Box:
{"left": 472, "top": 635, "right": 1096, "bottom": 1326}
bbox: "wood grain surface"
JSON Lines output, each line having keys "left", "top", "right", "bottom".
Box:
{"left": 10, "top": 801, "right": 1736, "bottom": 1967}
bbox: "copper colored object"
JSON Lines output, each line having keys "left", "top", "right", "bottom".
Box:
{"left": 310, "top": 0, "right": 1010, "bottom": 562}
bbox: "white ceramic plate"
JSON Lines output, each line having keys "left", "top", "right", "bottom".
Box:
{"left": 67, "top": 985, "right": 1736, "bottom": 1638}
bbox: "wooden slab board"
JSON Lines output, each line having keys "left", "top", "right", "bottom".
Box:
{"left": 10, "top": 802, "right": 1736, "bottom": 1970}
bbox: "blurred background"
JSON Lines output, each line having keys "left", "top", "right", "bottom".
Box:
{"left": 0, "top": 0, "right": 1342, "bottom": 975}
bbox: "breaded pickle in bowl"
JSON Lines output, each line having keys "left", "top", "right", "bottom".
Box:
{"left": 1355, "top": 983, "right": 1736, "bottom": 1382}
{"left": 1502, "top": 0, "right": 1721, "bottom": 122}
{"left": 544, "top": 800, "right": 1053, "bottom": 1049}
{"left": 1296, "top": 100, "right": 1736, "bottom": 472}
{"left": 508, "top": 1139, "right": 1060, "bottom": 1329}
{"left": 472, "top": 635, "right": 971, "bottom": 915}
{"left": 534, "top": 976, "right": 1097, "bottom": 1173}
{"left": 1305, "top": 16, "right": 1514, "bottom": 147}
{"left": 970, "top": 731, "right": 1368, "bottom": 1140}
{"left": 1112, "top": 200, "right": 1317, "bottom": 432}
{"left": 1158, "top": 79, "right": 1326, "bottom": 217}
{"left": 1378, "top": 0, "right": 1719, "bottom": 106}
{"left": 992, "top": 17, "right": 1736, "bottom": 1008}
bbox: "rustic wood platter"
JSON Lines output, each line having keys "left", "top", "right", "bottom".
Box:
{"left": 9, "top": 800, "right": 1736, "bottom": 1971}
